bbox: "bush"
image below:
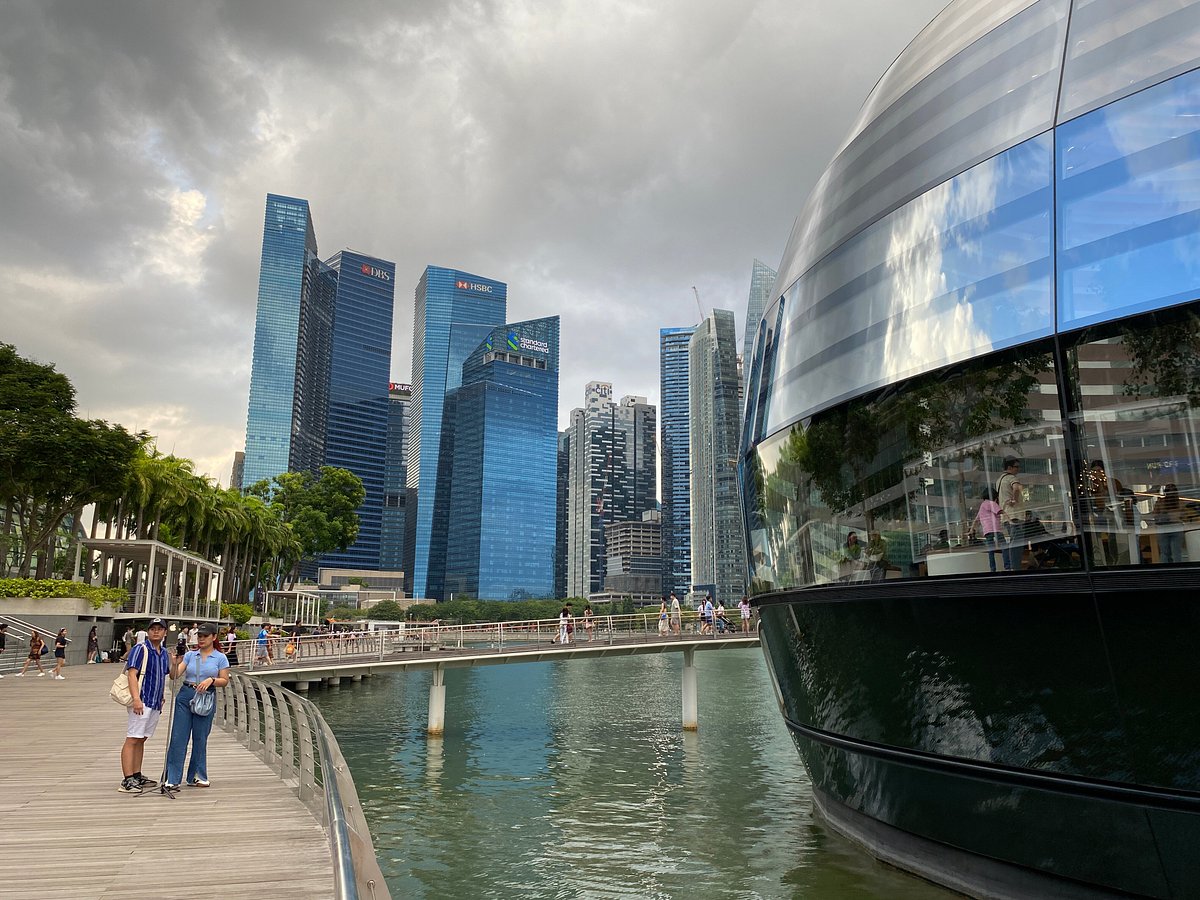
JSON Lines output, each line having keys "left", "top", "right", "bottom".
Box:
{"left": 365, "top": 599, "right": 405, "bottom": 620}
{"left": 0, "top": 578, "right": 126, "bottom": 610}
{"left": 220, "top": 602, "right": 255, "bottom": 625}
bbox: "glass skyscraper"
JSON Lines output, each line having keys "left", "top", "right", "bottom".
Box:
{"left": 316, "top": 250, "right": 395, "bottom": 571}
{"left": 243, "top": 194, "right": 335, "bottom": 488}
{"left": 659, "top": 326, "right": 695, "bottom": 597}
{"left": 442, "top": 317, "right": 560, "bottom": 600}
{"left": 741, "top": 259, "right": 777, "bottom": 365}
{"left": 407, "top": 266, "right": 507, "bottom": 598}
{"left": 380, "top": 383, "right": 410, "bottom": 576}
{"left": 690, "top": 309, "right": 746, "bottom": 601}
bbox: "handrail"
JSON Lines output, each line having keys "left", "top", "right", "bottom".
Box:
{"left": 221, "top": 672, "right": 390, "bottom": 900}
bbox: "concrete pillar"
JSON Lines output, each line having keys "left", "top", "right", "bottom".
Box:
{"left": 325, "top": 676, "right": 341, "bottom": 687}
{"left": 293, "top": 681, "right": 310, "bottom": 692}
{"left": 428, "top": 664, "right": 446, "bottom": 736}
{"left": 351, "top": 674, "right": 363, "bottom": 682}
{"left": 682, "top": 648, "right": 698, "bottom": 731}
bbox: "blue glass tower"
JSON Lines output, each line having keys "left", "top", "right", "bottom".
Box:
{"left": 659, "top": 326, "right": 695, "bottom": 597}
{"left": 316, "top": 250, "right": 395, "bottom": 571}
{"left": 380, "top": 383, "right": 410, "bottom": 575}
{"left": 407, "top": 267, "right": 507, "bottom": 598}
{"left": 243, "top": 194, "right": 335, "bottom": 488}
{"left": 742, "top": 259, "right": 777, "bottom": 365}
{"left": 442, "top": 317, "right": 559, "bottom": 600}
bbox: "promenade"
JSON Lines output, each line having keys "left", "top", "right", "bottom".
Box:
{"left": 0, "top": 666, "right": 332, "bottom": 899}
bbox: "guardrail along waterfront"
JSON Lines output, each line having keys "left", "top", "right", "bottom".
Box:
{"left": 221, "top": 672, "right": 391, "bottom": 900}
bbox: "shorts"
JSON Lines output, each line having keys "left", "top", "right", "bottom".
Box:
{"left": 55, "top": 649, "right": 65, "bottom": 659}
{"left": 126, "top": 707, "right": 163, "bottom": 739}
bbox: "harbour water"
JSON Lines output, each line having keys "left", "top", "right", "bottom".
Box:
{"left": 310, "top": 648, "right": 955, "bottom": 899}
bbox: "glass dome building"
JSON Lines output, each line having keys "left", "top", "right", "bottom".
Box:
{"left": 741, "top": 1, "right": 1200, "bottom": 896}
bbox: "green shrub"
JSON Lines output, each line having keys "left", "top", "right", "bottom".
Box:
{"left": 220, "top": 602, "right": 255, "bottom": 625}
{"left": 0, "top": 578, "right": 126, "bottom": 610}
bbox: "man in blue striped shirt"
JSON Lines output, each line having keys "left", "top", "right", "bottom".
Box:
{"left": 119, "top": 618, "right": 172, "bottom": 794}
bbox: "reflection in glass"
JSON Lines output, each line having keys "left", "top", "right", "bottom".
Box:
{"left": 745, "top": 343, "right": 1077, "bottom": 593}
{"left": 1067, "top": 309, "right": 1200, "bottom": 567}
{"left": 766, "top": 134, "right": 1054, "bottom": 434}
{"left": 1058, "top": 66, "right": 1200, "bottom": 329}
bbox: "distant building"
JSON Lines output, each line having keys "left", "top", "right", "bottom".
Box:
{"left": 380, "top": 383, "right": 411, "bottom": 579}
{"left": 659, "top": 326, "right": 695, "bottom": 598}
{"left": 229, "top": 451, "right": 245, "bottom": 492}
{"left": 742, "top": 259, "right": 777, "bottom": 366}
{"left": 316, "top": 251, "right": 395, "bottom": 571}
{"left": 567, "top": 383, "right": 657, "bottom": 597}
{"left": 555, "top": 430, "right": 570, "bottom": 600}
{"left": 689, "top": 309, "right": 747, "bottom": 601}
{"left": 603, "top": 509, "right": 663, "bottom": 600}
{"left": 441, "top": 317, "right": 560, "bottom": 600}
{"left": 242, "top": 194, "right": 336, "bottom": 488}
{"left": 407, "top": 266, "right": 507, "bottom": 599}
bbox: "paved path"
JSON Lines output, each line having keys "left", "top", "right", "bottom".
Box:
{"left": 0, "top": 665, "right": 332, "bottom": 899}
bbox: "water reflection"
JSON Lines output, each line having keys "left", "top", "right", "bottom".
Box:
{"left": 309, "top": 652, "right": 957, "bottom": 899}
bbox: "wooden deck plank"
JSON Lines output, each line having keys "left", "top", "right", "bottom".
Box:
{"left": 0, "top": 666, "right": 334, "bottom": 899}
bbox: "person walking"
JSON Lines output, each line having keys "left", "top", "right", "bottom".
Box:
{"left": 0, "top": 622, "right": 7, "bottom": 677}
{"left": 997, "top": 456, "right": 1026, "bottom": 572}
{"left": 739, "top": 596, "right": 752, "bottom": 633}
{"left": 119, "top": 618, "right": 172, "bottom": 794}
{"left": 669, "top": 592, "right": 682, "bottom": 636}
{"left": 120, "top": 626, "right": 134, "bottom": 662}
{"left": 702, "top": 595, "right": 715, "bottom": 635}
{"left": 255, "top": 623, "right": 270, "bottom": 665}
{"left": 582, "top": 605, "right": 595, "bottom": 641}
{"left": 557, "top": 606, "right": 571, "bottom": 644}
{"left": 50, "top": 628, "right": 69, "bottom": 680}
{"left": 658, "top": 598, "right": 670, "bottom": 636}
{"left": 16, "top": 630, "right": 47, "bottom": 676}
{"left": 1154, "top": 483, "right": 1185, "bottom": 564}
{"left": 164, "top": 623, "right": 231, "bottom": 790}
{"left": 223, "top": 626, "right": 240, "bottom": 666}
{"left": 86, "top": 625, "right": 100, "bottom": 664}
{"left": 970, "top": 488, "right": 1004, "bottom": 573}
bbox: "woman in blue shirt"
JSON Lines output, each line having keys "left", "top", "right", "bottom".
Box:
{"left": 164, "top": 623, "right": 230, "bottom": 789}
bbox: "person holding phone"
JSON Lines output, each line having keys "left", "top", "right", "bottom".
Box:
{"left": 164, "top": 623, "right": 230, "bottom": 790}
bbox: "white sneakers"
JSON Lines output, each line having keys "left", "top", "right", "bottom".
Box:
{"left": 53, "top": 674, "right": 65, "bottom": 680}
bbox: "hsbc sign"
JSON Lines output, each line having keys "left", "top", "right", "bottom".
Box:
{"left": 361, "top": 263, "right": 391, "bottom": 281}
{"left": 456, "top": 279, "right": 493, "bottom": 294}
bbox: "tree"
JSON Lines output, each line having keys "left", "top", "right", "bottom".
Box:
{"left": 220, "top": 602, "right": 255, "bottom": 625}
{"left": 247, "top": 467, "right": 365, "bottom": 586}
{"left": 365, "top": 599, "right": 405, "bottom": 620}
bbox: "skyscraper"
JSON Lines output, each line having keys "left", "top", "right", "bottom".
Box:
{"left": 380, "top": 383, "right": 411, "bottom": 575}
{"left": 407, "top": 266, "right": 507, "bottom": 598}
{"left": 555, "top": 430, "right": 570, "bottom": 600}
{"left": 242, "top": 194, "right": 335, "bottom": 488}
{"left": 690, "top": 309, "right": 746, "bottom": 601}
{"left": 659, "top": 326, "right": 695, "bottom": 598}
{"left": 742, "top": 259, "right": 778, "bottom": 365}
{"left": 567, "top": 384, "right": 657, "bottom": 597}
{"left": 442, "top": 317, "right": 560, "bottom": 600}
{"left": 316, "top": 251, "right": 395, "bottom": 571}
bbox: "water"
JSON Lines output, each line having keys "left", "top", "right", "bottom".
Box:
{"left": 309, "top": 650, "right": 955, "bottom": 899}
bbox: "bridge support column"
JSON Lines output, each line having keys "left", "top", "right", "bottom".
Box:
{"left": 428, "top": 664, "right": 446, "bottom": 736}
{"left": 293, "top": 681, "right": 310, "bottom": 692}
{"left": 351, "top": 674, "right": 362, "bottom": 682}
{"left": 325, "top": 676, "right": 341, "bottom": 687}
{"left": 682, "top": 648, "right": 698, "bottom": 731}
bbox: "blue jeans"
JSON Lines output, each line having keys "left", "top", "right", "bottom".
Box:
{"left": 166, "top": 684, "right": 216, "bottom": 785}
{"left": 1003, "top": 523, "right": 1024, "bottom": 572}
{"left": 982, "top": 532, "right": 1001, "bottom": 572}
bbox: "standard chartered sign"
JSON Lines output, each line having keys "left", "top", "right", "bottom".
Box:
{"left": 519, "top": 336, "right": 549, "bottom": 354}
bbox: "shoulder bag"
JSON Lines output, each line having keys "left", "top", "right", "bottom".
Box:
{"left": 188, "top": 653, "right": 216, "bottom": 717}
{"left": 110, "top": 645, "right": 149, "bottom": 707}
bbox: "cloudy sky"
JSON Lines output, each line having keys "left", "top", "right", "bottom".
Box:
{"left": 2, "top": 0, "right": 949, "bottom": 484}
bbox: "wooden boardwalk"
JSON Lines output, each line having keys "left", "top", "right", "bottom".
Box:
{"left": 0, "top": 665, "right": 333, "bottom": 899}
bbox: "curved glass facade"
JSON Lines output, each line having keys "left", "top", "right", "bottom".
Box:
{"left": 744, "top": 0, "right": 1200, "bottom": 591}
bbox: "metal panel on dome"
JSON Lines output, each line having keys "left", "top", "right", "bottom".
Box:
{"left": 773, "top": 0, "right": 1069, "bottom": 306}
{"left": 765, "top": 133, "right": 1054, "bottom": 434}
{"left": 1058, "top": 0, "right": 1200, "bottom": 123}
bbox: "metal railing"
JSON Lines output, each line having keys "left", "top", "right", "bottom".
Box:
{"left": 222, "top": 611, "right": 758, "bottom": 671}
{"left": 221, "top": 672, "right": 390, "bottom": 900}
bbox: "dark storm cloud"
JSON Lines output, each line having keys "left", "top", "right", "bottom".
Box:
{"left": 1, "top": 0, "right": 949, "bottom": 481}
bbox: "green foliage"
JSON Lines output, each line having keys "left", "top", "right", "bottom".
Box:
{"left": 405, "top": 598, "right": 581, "bottom": 624}
{"left": 364, "top": 599, "right": 405, "bottom": 620}
{"left": 0, "top": 578, "right": 125, "bottom": 609}
{"left": 327, "top": 605, "right": 368, "bottom": 620}
{"left": 220, "top": 602, "right": 255, "bottom": 625}
{"left": 346, "top": 576, "right": 369, "bottom": 587}
{"left": 248, "top": 467, "right": 365, "bottom": 568}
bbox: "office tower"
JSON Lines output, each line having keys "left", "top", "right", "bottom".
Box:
{"left": 742, "top": 259, "right": 778, "bottom": 365}
{"left": 242, "top": 194, "right": 336, "bottom": 488}
{"left": 380, "top": 383, "right": 411, "bottom": 574}
{"left": 659, "top": 326, "right": 695, "bottom": 598}
{"left": 690, "top": 309, "right": 747, "bottom": 601}
{"left": 229, "top": 452, "right": 245, "bottom": 492}
{"left": 442, "top": 317, "right": 560, "bottom": 600}
{"left": 555, "top": 430, "right": 570, "bottom": 600}
{"left": 312, "top": 251, "right": 395, "bottom": 571}
{"left": 407, "top": 267, "right": 507, "bottom": 598}
{"left": 603, "top": 510, "right": 663, "bottom": 599}
{"left": 567, "top": 383, "right": 657, "bottom": 597}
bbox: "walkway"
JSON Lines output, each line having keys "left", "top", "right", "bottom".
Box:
{"left": 0, "top": 666, "right": 332, "bottom": 899}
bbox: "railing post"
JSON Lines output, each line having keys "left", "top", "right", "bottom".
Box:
{"left": 260, "top": 681, "right": 278, "bottom": 766}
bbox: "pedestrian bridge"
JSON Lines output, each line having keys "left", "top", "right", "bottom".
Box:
{"left": 235, "top": 614, "right": 760, "bottom": 734}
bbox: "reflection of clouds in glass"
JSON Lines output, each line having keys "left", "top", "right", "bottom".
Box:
{"left": 882, "top": 161, "right": 997, "bottom": 382}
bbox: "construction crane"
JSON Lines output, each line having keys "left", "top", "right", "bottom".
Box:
{"left": 692, "top": 285, "right": 704, "bottom": 319}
